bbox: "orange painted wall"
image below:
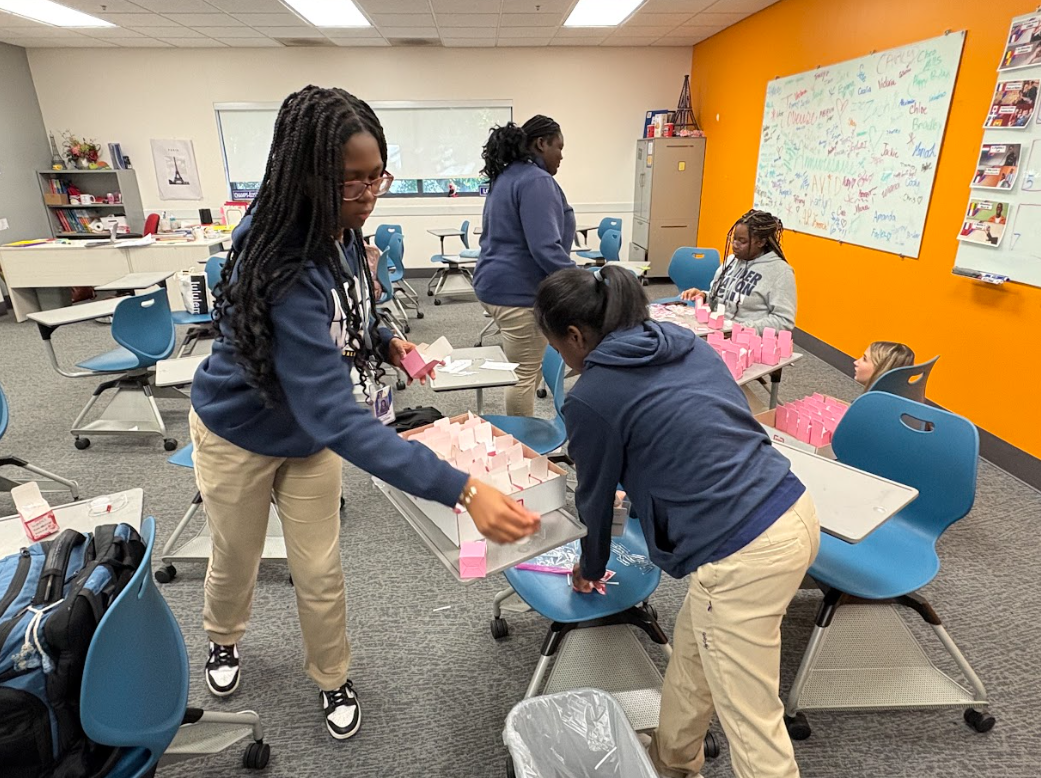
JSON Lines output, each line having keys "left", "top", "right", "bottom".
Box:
{"left": 690, "top": 0, "right": 1041, "bottom": 459}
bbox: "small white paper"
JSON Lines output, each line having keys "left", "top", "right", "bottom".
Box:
{"left": 458, "top": 427, "right": 477, "bottom": 451}
{"left": 495, "top": 434, "right": 515, "bottom": 452}
{"left": 506, "top": 443, "right": 524, "bottom": 466}
{"left": 489, "top": 453, "right": 509, "bottom": 472}
{"left": 488, "top": 470, "right": 513, "bottom": 494}
{"left": 434, "top": 417, "right": 451, "bottom": 430}
{"left": 531, "top": 456, "right": 550, "bottom": 481}
{"left": 440, "top": 359, "right": 473, "bottom": 375}
{"left": 475, "top": 423, "right": 493, "bottom": 447}
{"left": 509, "top": 462, "right": 531, "bottom": 489}
{"left": 481, "top": 361, "right": 520, "bottom": 371}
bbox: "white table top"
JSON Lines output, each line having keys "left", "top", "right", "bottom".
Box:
{"left": 737, "top": 353, "right": 803, "bottom": 386}
{"left": 575, "top": 224, "right": 599, "bottom": 234}
{"left": 146, "top": 236, "right": 228, "bottom": 249}
{"left": 27, "top": 297, "right": 121, "bottom": 328}
{"left": 775, "top": 443, "right": 918, "bottom": 543}
{"left": 155, "top": 354, "right": 206, "bottom": 387}
{"left": 430, "top": 346, "right": 519, "bottom": 392}
{"left": 428, "top": 228, "right": 466, "bottom": 238}
{"left": 0, "top": 489, "right": 144, "bottom": 558}
{"left": 95, "top": 270, "right": 175, "bottom": 291}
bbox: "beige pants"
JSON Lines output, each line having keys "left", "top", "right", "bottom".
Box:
{"left": 482, "top": 303, "right": 547, "bottom": 417}
{"left": 649, "top": 491, "right": 820, "bottom": 778}
{"left": 189, "top": 409, "right": 349, "bottom": 690}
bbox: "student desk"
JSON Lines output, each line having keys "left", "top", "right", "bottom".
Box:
{"left": 0, "top": 237, "right": 227, "bottom": 322}
{"left": 429, "top": 346, "right": 518, "bottom": 415}
{"left": 155, "top": 354, "right": 207, "bottom": 388}
{"left": 95, "top": 270, "right": 175, "bottom": 293}
{"left": 0, "top": 489, "right": 143, "bottom": 558}
{"left": 428, "top": 227, "right": 466, "bottom": 255}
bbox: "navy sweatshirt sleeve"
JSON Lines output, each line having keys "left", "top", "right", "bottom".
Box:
{"left": 518, "top": 176, "right": 576, "bottom": 276}
{"left": 562, "top": 394, "right": 622, "bottom": 581}
{"left": 269, "top": 271, "right": 468, "bottom": 507}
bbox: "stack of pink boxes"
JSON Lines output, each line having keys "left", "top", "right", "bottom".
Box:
{"left": 772, "top": 393, "right": 848, "bottom": 447}
{"left": 705, "top": 323, "right": 794, "bottom": 380}
{"left": 692, "top": 301, "right": 727, "bottom": 330}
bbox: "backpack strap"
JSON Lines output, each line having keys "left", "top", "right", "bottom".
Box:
{"left": 33, "top": 530, "right": 87, "bottom": 606}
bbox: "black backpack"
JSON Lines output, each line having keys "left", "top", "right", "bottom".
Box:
{"left": 392, "top": 406, "right": 444, "bottom": 433}
{"left": 0, "top": 524, "right": 145, "bottom": 778}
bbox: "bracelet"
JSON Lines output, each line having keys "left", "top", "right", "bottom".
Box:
{"left": 459, "top": 484, "right": 478, "bottom": 507}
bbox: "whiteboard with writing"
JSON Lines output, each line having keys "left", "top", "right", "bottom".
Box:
{"left": 754, "top": 32, "right": 965, "bottom": 257}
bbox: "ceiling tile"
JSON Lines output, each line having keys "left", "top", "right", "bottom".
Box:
{"left": 206, "top": 0, "right": 290, "bottom": 12}
{"left": 60, "top": 0, "right": 152, "bottom": 13}
{"left": 164, "top": 13, "right": 243, "bottom": 26}
{"left": 640, "top": 0, "right": 717, "bottom": 11}
{"left": 356, "top": 0, "right": 430, "bottom": 11}
{"left": 686, "top": 11, "right": 746, "bottom": 24}
{"left": 219, "top": 37, "right": 285, "bottom": 46}
{"left": 21, "top": 37, "right": 119, "bottom": 47}
{"left": 441, "top": 37, "right": 497, "bottom": 46}
{"left": 328, "top": 37, "right": 391, "bottom": 46}
{"left": 321, "top": 27, "right": 383, "bottom": 37}
{"left": 370, "top": 13, "right": 435, "bottom": 27}
{"left": 155, "top": 29, "right": 208, "bottom": 39}
{"left": 167, "top": 38, "right": 229, "bottom": 46}
{"left": 434, "top": 13, "right": 499, "bottom": 27}
{"left": 625, "top": 12, "right": 693, "bottom": 25}
{"left": 80, "top": 27, "right": 150, "bottom": 38}
{"left": 602, "top": 36, "right": 662, "bottom": 45}
{"left": 115, "top": 38, "right": 175, "bottom": 47}
{"left": 377, "top": 26, "right": 438, "bottom": 37}
{"left": 193, "top": 26, "right": 267, "bottom": 37}
{"left": 497, "top": 38, "right": 552, "bottom": 46}
{"left": 501, "top": 0, "right": 571, "bottom": 9}
{"left": 549, "top": 38, "right": 607, "bottom": 46}
{"left": 497, "top": 26, "right": 559, "bottom": 38}
{"left": 131, "top": 0, "right": 216, "bottom": 12}
{"left": 656, "top": 31, "right": 713, "bottom": 44}
{"left": 612, "top": 25, "right": 676, "bottom": 37}
{"left": 230, "top": 13, "right": 308, "bottom": 26}
{"left": 706, "top": 0, "right": 777, "bottom": 11}
{"left": 430, "top": 0, "right": 503, "bottom": 12}
{"left": 499, "top": 12, "right": 565, "bottom": 26}
{"left": 255, "top": 26, "right": 327, "bottom": 37}
{"left": 554, "top": 27, "right": 613, "bottom": 36}
{"left": 109, "top": 14, "right": 186, "bottom": 27}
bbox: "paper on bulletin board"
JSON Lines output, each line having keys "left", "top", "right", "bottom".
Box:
{"left": 983, "top": 80, "right": 1038, "bottom": 128}
{"left": 970, "top": 143, "right": 1020, "bottom": 189}
{"left": 957, "top": 199, "right": 1010, "bottom": 247}
{"left": 999, "top": 15, "right": 1041, "bottom": 72}
{"left": 150, "top": 139, "right": 203, "bottom": 201}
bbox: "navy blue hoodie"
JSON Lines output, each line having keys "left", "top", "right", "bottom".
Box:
{"left": 564, "top": 321, "right": 804, "bottom": 580}
{"left": 191, "top": 217, "right": 468, "bottom": 508}
{"left": 472, "top": 157, "right": 576, "bottom": 307}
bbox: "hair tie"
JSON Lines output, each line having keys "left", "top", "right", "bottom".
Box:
{"left": 593, "top": 267, "right": 605, "bottom": 283}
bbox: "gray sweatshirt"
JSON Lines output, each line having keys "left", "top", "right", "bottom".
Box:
{"left": 706, "top": 250, "right": 797, "bottom": 334}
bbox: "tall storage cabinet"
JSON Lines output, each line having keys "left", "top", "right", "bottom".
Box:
{"left": 630, "top": 137, "right": 705, "bottom": 277}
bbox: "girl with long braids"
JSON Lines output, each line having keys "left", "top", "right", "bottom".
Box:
{"left": 681, "top": 209, "right": 797, "bottom": 334}
{"left": 472, "top": 115, "right": 575, "bottom": 416}
{"left": 189, "top": 86, "right": 539, "bottom": 740}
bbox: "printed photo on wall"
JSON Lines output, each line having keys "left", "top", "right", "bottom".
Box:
{"left": 999, "top": 16, "right": 1041, "bottom": 71}
{"left": 970, "top": 143, "right": 1020, "bottom": 189}
{"left": 958, "top": 200, "right": 1010, "bottom": 247}
{"left": 984, "top": 80, "right": 1039, "bottom": 128}
{"left": 150, "top": 139, "right": 203, "bottom": 200}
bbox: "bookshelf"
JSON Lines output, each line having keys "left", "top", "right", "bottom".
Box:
{"left": 37, "top": 169, "right": 145, "bottom": 240}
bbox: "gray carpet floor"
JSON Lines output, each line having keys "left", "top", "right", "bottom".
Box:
{"left": 0, "top": 280, "right": 1038, "bottom": 778}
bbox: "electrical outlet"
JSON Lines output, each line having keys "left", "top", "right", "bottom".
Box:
{"left": 0, "top": 218, "right": 9, "bottom": 231}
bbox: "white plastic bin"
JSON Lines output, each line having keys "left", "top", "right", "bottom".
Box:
{"left": 503, "top": 689, "right": 657, "bottom": 778}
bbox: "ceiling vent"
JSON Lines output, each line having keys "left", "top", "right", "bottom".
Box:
{"left": 273, "top": 37, "right": 335, "bottom": 47}
{"left": 388, "top": 37, "right": 440, "bottom": 47}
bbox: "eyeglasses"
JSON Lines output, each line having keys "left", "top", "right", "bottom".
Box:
{"left": 340, "top": 173, "right": 395, "bottom": 201}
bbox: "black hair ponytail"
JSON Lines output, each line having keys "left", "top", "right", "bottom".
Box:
{"left": 481, "top": 114, "right": 562, "bottom": 184}
{"left": 534, "top": 265, "right": 648, "bottom": 340}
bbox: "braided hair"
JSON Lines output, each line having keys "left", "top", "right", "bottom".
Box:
{"left": 214, "top": 85, "right": 387, "bottom": 407}
{"left": 708, "top": 209, "right": 787, "bottom": 305}
{"left": 481, "top": 114, "right": 562, "bottom": 183}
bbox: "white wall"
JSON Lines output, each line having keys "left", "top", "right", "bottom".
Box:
{"left": 27, "top": 45, "right": 690, "bottom": 267}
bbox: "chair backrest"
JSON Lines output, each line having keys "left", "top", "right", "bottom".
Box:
{"left": 867, "top": 356, "right": 939, "bottom": 403}
{"left": 460, "top": 220, "right": 471, "bottom": 250}
{"left": 668, "top": 247, "right": 720, "bottom": 292}
{"left": 600, "top": 229, "right": 622, "bottom": 262}
{"left": 831, "top": 392, "right": 978, "bottom": 538}
{"left": 597, "top": 217, "right": 623, "bottom": 239}
{"left": 142, "top": 214, "right": 160, "bottom": 236}
{"left": 0, "top": 383, "right": 9, "bottom": 441}
{"left": 204, "top": 254, "right": 226, "bottom": 294}
{"left": 385, "top": 232, "right": 406, "bottom": 282}
{"left": 374, "top": 224, "right": 403, "bottom": 253}
{"left": 375, "top": 242, "right": 396, "bottom": 304}
{"left": 111, "top": 290, "right": 176, "bottom": 367}
{"left": 543, "top": 346, "right": 567, "bottom": 419}
{"left": 80, "top": 516, "right": 188, "bottom": 770}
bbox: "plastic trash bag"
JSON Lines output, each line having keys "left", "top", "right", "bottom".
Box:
{"left": 503, "top": 689, "right": 657, "bottom": 778}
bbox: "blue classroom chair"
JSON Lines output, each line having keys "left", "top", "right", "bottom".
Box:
{"left": 867, "top": 355, "right": 939, "bottom": 404}
{"left": 576, "top": 217, "right": 623, "bottom": 261}
{"left": 427, "top": 220, "right": 476, "bottom": 305}
{"left": 373, "top": 223, "right": 402, "bottom": 252}
{"left": 81, "top": 516, "right": 270, "bottom": 775}
{"left": 0, "top": 381, "right": 80, "bottom": 500}
{"left": 172, "top": 254, "right": 227, "bottom": 357}
{"left": 653, "top": 247, "right": 721, "bottom": 305}
{"left": 784, "top": 392, "right": 993, "bottom": 738}
{"left": 481, "top": 346, "right": 567, "bottom": 456}
{"left": 382, "top": 229, "right": 423, "bottom": 319}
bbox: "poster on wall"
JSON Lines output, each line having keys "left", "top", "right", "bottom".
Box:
{"left": 984, "top": 80, "right": 1038, "bottom": 128}
{"left": 150, "top": 139, "right": 203, "bottom": 200}
{"left": 999, "top": 15, "right": 1041, "bottom": 71}
{"left": 957, "top": 199, "right": 1010, "bottom": 246}
{"left": 970, "top": 143, "right": 1020, "bottom": 189}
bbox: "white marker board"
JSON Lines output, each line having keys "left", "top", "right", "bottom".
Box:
{"left": 754, "top": 32, "right": 965, "bottom": 257}
{"left": 953, "top": 11, "right": 1041, "bottom": 289}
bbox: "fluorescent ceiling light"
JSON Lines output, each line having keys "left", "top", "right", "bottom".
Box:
{"left": 281, "top": 0, "right": 370, "bottom": 27}
{"left": 564, "top": 0, "right": 643, "bottom": 27}
{"left": 0, "top": 0, "right": 114, "bottom": 27}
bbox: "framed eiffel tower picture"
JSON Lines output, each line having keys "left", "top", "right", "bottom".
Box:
{"left": 150, "top": 138, "right": 203, "bottom": 200}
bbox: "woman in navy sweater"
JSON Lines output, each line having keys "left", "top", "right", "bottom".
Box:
{"left": 472, "top": 115, "right": 575, "bottom": 415}
{"left": 190, "top": 86, "right": 539, "bottom": 741}
{"left": 534, "top": 265, "right": 820, "bottom": 778}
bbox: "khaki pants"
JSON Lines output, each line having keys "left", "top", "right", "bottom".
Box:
{"left": 482, "top": 304, "right": 547, "bottom": 417}
{"left": 189, "top": 409, "right": 349, "bottom": 691}
{"left": 649, "top": 491, "right": 820, "bottom": 778}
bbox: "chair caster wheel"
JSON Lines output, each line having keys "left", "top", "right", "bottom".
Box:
{"left": 404, "top": 324, "right": 411, "bottom": 334}
{"left": 506, "top": 755, "right": 516, "bottom": 778}
{"left": 427, "top": 290, "right": 434, "bottom": 296}
{"left": 474, "top": 342, "right": 482, "bottom": 348}
{"left": 704, "top": 730, "right": 720, "bottom": 760}
{"left": 74, "top": 437, "right": 91, "bottom": 450}
{"left": 154, "top": 565, "right": 176, "bottom": 584}
{"left": 340, "top": 496, "right": 346, "bottom": 511}
{"left": 964, "top": 708, "right": 995, "bottom": 733}
{"left": 642, "top": 603, "right": 658, "bottom": 621}
{"left": 785, "top": 712, "right": 811, "bottom": 740}
{"left": 491, "top": 617, "right": 509, "bottom": 640}
{"left": 536, "top": 388, "right": 548, "bottom": 399}
{"left": 396, "top": 379, "right": 407, "bottom": 391}
{"left": 434, "top": 299, "right": 442, "bottom": 306}
{"left": 163, "top": 439, "right": 178, "bottom": 452}
{"left": 416, "top": 311, "right": 425, "bottom": 319}
{"left": 243, "top": 741, "right": 270, "bottom": 769}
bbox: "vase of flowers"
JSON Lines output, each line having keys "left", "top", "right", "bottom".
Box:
{"left": 61, "top": 131, "right": 105, "bottom": 170}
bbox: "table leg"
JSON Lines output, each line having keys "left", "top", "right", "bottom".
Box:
{"left": 439, "top": 237, "right": 446, "bottom": 256}
{"left": 770, "top": 370, "right": 782, "bottom": 409}
{"left": 476, "top": 387, "right": 484, "bottom": 416}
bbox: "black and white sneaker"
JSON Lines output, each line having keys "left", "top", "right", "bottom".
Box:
{"left": 205, "top": 642, "right": 240, "bottom": 697}
{"left": 321, "top": 681, "right": 361, "bottom": 740}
